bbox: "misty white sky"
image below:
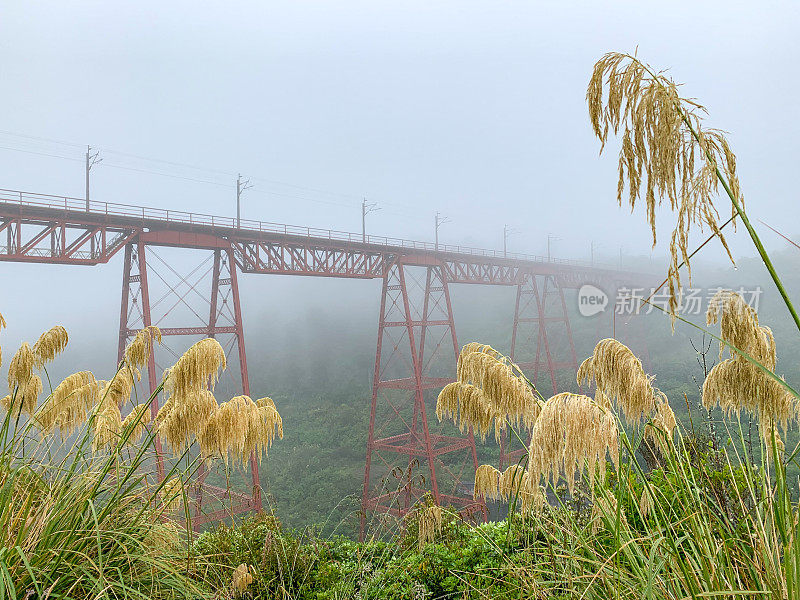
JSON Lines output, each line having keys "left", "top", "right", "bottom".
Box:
{"left": 1, "top": 1, "right": 798, "bottom": 376}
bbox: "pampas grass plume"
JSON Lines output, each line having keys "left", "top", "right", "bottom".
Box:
{"left": 121, "top": 403, "right": 151, "bottom": 445}
{"left": 7, "top": 342, "right": 35, "bottom": 391}
{"left": 587, "top": 52, "right": 741, "bottom": 323}
{"left": 578, "top": 338, "right": 657, "bottom": 423}
{"left": 32, "top": 325, "right": 68, "bottom": 368}
{"left": 168, "top": 338, "right": 226, "bottom": 398}
{"left": 35, "top": 371, "right": 97, "bottom": 434}
{"left": 124, "top": 326, "right": 162, "bottom": 372}
{"left": 473, "top": 464, "right": 500, "bottom": 501}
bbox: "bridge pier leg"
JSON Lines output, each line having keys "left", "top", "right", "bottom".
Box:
{"left": 118, "top": 238, "right": 261, "bottom": 527}
{"left": 360, "top": 260, "right": 484, "bottom": 541}
{"left": 500, "top": 273, "right": 578, "bottom": 469}
{"left": 119, "top": 241, "right": 165, "bottom": 481}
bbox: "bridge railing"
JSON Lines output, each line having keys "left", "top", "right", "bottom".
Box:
{"left": 0, "top": 187, "right": 606, "bottom": 268}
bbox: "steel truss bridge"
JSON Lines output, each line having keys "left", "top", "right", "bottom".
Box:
{"left": 0, "top": 187, "right": 644, "bottom": 534}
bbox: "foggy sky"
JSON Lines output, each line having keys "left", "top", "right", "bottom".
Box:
{"left": 1, "top": 1, "right": 798, "bottom": 374}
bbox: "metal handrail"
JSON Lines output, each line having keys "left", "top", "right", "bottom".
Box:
{"left": 0, "top": 187, "right": 608, "bottom": 268}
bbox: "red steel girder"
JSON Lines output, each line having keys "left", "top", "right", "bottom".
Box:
{"left": 0, "top": 214, "right": 135, "bottom": 264}
{"left": 0, "top": 188, "right": 655, "bottom": 534}
{"left": 233, "top": 240, "right": 387, "bottom": 278}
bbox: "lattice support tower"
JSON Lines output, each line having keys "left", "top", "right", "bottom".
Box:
{"left": 500, "top": 273, "right": 579, "bottom": 469}
{"left": 118, "top": 236, "right": 262, "bottom": 527}
{"left": 360, "top": 258, "right": 486, "bottom": 540}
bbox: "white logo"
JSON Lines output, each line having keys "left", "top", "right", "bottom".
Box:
{"left": 578, "top": 284, "right": 608, "bottom": 317}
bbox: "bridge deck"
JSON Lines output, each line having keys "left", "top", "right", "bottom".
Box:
{"left": 0, "top": 187, "right": 635, "bottom": 285}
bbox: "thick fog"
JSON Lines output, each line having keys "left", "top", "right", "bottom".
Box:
{"left": 1, "top": 1, "right": 799, "bottom": 383}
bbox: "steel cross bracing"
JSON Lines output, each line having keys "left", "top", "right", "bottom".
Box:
{"left": 360, "top": 259, "right": 487, "bottom": 540}
{"left": 500, "top": 273, "right": 581, "bottom": 470}
{"left": 118, "top": 239, "right": 262, "bottom": 526}
{"left": 0, "top": 188, "right": 648, "bottom": 529}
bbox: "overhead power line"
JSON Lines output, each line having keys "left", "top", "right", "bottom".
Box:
{"left": 0, "top": 144, "right": 83, "bottom": 162}
{"left": 0, "top": 129, "right": 85, "bottom": 148}
{"left": 0, "top": 130, "right": 463, "bottom": 224}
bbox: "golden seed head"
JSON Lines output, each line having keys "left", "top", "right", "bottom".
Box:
{"left": 703, "top": 291, "right": 797, "bottom": 438}
{"left": 527, "top": 392, "right": 619, "bottom": 496}
{"left": 437, "top": 381, "right": 500, "bottom": 442}
{"left": 442, "top": 343, "right": 541, "bottom": 439}
{"left": 32, "top": 326, "right": 69, "bottom": 368}
{"left": 158, "top": 389, "right": 218, "bottom": 453}
{"left": 121, "top": 403, "right": 152, "bottom": 445}
{"left": 499, "top": 464, "right": 528, "bottom": 502}
{"left": 707, "top": 289, "right": 775, "bottom": 368}
{"left": 1, "top": 374, "right": 43, "bottom": 417}
{"left": 417, "top": 504, "right": 443, "bottom": 551}
{"left": 473, "top": 464, "right": 501, "bottom": 501}
{"left": 197, "top": 394, "right": 282, "bottom": 465}
{"left": 124, "top": 326, "right": 162, "bottom": 372}
{"left": 93, "top": 394, "right": 123, "bottom": 451}
{"left": 256, "top": 396, "right": 276, "bottom": 410}
{"left": 588, "top": 52, "right": 742, "bottom": 326}
{"left": 232, "top": 564, "right": 254, "bottom": 596}
{"left": 35, "top": 371, "right": 98, "bottom": 435}
{"left": 8, "top": 342, "right": 35, "bottom": 391}
{"left": 578, "top": 338, "right": 657, "bottom": 424}
{"left": 639, "top": 488, "right": 653, "bottom": 519}
{"left": 101, "top": 368, "right": 136, "bottom": 407}
{"left": 167, "top": 338, "right": 227, "bottom": 398}
{"left": 702, "top": 359, "right": 796, "bottom": 438}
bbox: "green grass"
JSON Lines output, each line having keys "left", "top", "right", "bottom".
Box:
{"left": 0, "top": 384, "right": 205, "bottom": 599}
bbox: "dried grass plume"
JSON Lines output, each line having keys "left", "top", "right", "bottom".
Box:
{"left": 702, "top": 290, "right": 797, "bottom": 442}
{"left": 527, "top": 392, "right": 619, "bottom": 496}
{"left": 167, "top": 338, "right": 227, "bottom": 398}
{"left": 577, "top": 338, "right": 658, "bottom": 423}
{"left": 588, "top": 52, "right": 742, "bottom": 322}
{"left": 32, "top": 325, "right": 69, "bottom": 368}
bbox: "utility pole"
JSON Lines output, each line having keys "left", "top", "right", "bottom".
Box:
{"left": 591, "top": 240, "right": 597, "bottom": 266}
{"left": 85, "top": 145, "right": 102, "bottom": 212}
{"left": 547, "top": 234, "right": 560, "bottom": 261}
{"left": 435, "top": 212, "right": 451, "bottom": 251}
{"left": 361, "top": 197, "right": 379, "bottom": 243}
{"left": 503, "top": 225, "right": 516, "bottom": 258}
{"left": 236, "top": 174, "right": 253, "bottom": 229}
